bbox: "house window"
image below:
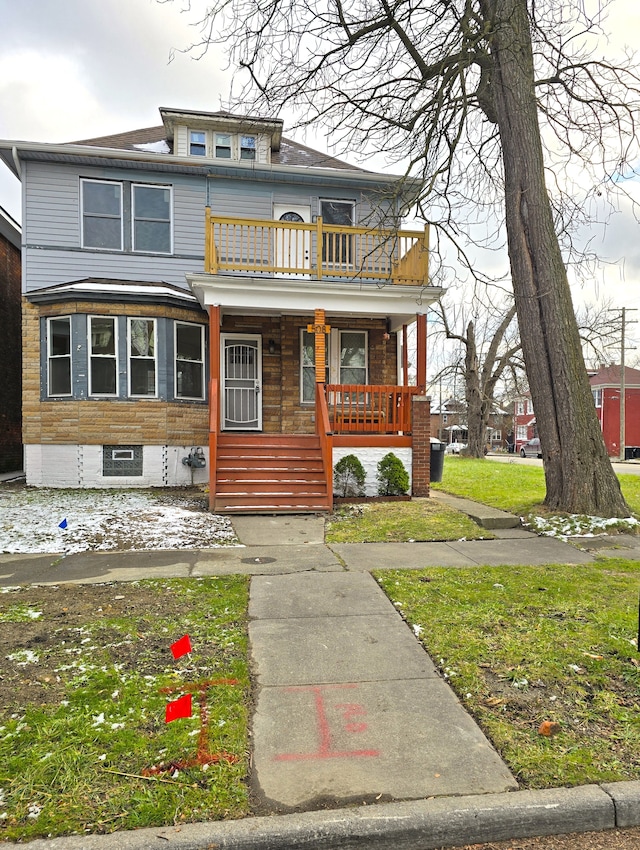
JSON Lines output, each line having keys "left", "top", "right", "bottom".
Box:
{"left": 339, "top": 330, "right": 367, "bottom": 385}
{"left": 189, "top": 130, "right": 207, "bottom": 156}
{"left": 82, "top": 180, "right": 172, "bottom": 254}
{"left": 516, "top": 425, "right": 527, "bottom": 441}
{"left": 47, "top": 317, "right": 72, "bottom": 396}
{"left": 102, "top": 445, "right": 143, "bottom": 477}
{"left": 129, "top": 318, "right": 157, "bottom": 397}
{"left": 300, "top": 329, "right": 330, "bottom": 403}
{"left": 516, "top": 401, "right": 525, "bottom": 415}
{"left": 81, "top": 180, "right": 123, "bottom": 250}
{"left": 593, "top": 388, "right": 603, "bottom": 408}
{"left": 240, "top": 135, "right": 256, "bottom": 160}
{"left": 215, "top": 133, "right": 232, "bottom": 158}
{"left": 132, "top": 184, "right": 172, "bottom": 254}
{"left": 321, "top": 199, "right": 355, "bottom": 265}
{"left": 175, "top": 322, "right": 205, "bottom": 399}
{"left": 89, "top": 316, "right": 117, "bottom": 396}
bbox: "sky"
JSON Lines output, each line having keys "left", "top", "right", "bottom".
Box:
{"left": 1, "top": 0, "right": 640, "bottom": 355}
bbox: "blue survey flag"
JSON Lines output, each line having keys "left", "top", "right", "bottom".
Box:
{"left": 58, "top": 518, "right": 68, "bottom": 529}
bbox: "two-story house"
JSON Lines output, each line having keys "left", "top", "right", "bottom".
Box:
{"left": 590, "top": 364, "right": 640, "bottom": 458}
{"left": 0, "top": 106, "right": 442, "bottom": 512}
{"left": 513, "top": 395, "right": 536, "bottom": 452}
{"left": 0, "top": 206, "right": 22, "bottom": 473}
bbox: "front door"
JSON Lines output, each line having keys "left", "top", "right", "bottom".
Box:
{"left": 273, "top": 203, "right": 311, "bottom": 275}
{"left": 221, "top": 334, "right": 262, "bottom": 430}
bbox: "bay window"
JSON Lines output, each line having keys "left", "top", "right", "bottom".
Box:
{"left": 89, "top": 316, "right": 117, "bottom": 396}
{"left": 175, "top": 322, "right": 205, "bottom": 399}
{"left": 129, "top": 318, "right": 157, "bottom": 397}
{"left": 47, "top": 317, "right": 72, "bottom": 396}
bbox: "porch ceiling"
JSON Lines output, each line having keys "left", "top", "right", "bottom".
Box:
{"left": 186, "top": 273, "right": 443, "bottom": 331}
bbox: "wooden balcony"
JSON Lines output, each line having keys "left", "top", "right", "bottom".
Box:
{"left": 205, "top": 211, "right": 429, "bottom": 286}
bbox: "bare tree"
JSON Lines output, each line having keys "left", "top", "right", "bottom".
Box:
{"left": 170, "top": 0, "right": 640, "bottom": 515}
{"left": 431, "top": 295, "right": 521, "bottom": 456}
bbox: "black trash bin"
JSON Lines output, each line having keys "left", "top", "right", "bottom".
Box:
{"left": 430, "top": 438, "right": 445, "bottom": 483}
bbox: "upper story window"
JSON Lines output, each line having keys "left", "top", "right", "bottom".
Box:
{"left": 593, "top": 388, "right": 603, "bottom": 408}
{"left": 82, "top": 180, "right": 123, "bottom": 250}
{"left": 89, "top": 316, "right": 117, "bottom": 396}
{"left": 129, "top": 318, "right": 157, "bottom": 397}
{"left": 132, "top": 185, "right": 171, "bottom": 254}
{"left": 215, "top": 133, "right": 232, "bottom": 158}
{"left": 189, "top": 130, "right": 207, "bottom": 156}
{"left": 81, "top": 179, "right": 172, "bottom": 254}
{"left": 47, "top": 317, "right": 72, "bottom": 396}
{"left": 516, "top": 400, "right": 525, "bottom": 415}
{"left": 175, "top": 322, "right": 205, "bottom": 400}
{"left": 240, "top": 135, "right": 256, "bottom": 160}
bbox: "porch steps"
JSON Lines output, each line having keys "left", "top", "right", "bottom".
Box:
{"left": 213, "top": 434, "right": 331, "bottom": 514}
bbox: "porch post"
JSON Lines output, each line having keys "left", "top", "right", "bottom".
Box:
{"left": 402, "top": 324, "right": 409, "bottom": 387}
{"left": 208, "top": 305, "right": 221, "bottom": 511}
{"left": 307, "top": 308, "right": 331, "bottom": 384}
{"left": 412, "top": 394, "right": 431, "bottom": 497}
{"left": 416, "top": 313, "right": 427, "bottom": 393}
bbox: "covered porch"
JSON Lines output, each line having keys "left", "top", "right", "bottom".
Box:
{"left": 188, "top": 219, "right": 442, "bottom": 512}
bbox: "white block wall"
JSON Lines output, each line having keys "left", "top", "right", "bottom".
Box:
{"left": 332, "top": 446, "right": 412, "bottom": 497}
{"left": 24, "top": 445, "right": 209, "bottom": 488}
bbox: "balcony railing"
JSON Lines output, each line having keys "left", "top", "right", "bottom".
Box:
{"left": 324, "top": 384, "right": 418, "bottom": 434}
{"left": 205, "top": 211, "right": 429, "bottom": 286}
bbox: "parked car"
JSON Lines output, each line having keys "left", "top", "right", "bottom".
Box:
{"left": 445, "top": 441, "right": 467, "bottom": 455}
{"left": 520, "top": 438, "right": 542, "bottom": 458}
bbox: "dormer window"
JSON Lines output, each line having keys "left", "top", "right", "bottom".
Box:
{"left": 240, "top": 135, "right": 256, "bottom": 160}
{"left": 215, "top": 133, "right": 232, "bottom": 159}
{"left": 189, "top": 130, "right": 206, "bottom": 156}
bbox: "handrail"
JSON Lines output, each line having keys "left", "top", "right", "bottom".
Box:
{"left": 208, "top": 377, "right": 219, "bottom": 511}
{"left": 315, "top": 382, "right": 333, "bottom": 507}
{"left": 326, "top": 384, "right": 418, "bottom": 434}
{"left": 206, "top": 214, "right": 429, "bottom": 286}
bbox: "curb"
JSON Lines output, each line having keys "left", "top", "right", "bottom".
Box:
{"left": 24, "top": 781, "right": 640, "bottom": 850}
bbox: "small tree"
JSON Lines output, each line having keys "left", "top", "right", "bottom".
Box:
{"left": 333, "top": 454, "right": 366, "bottom": 498}
{"left": 377, "top": 453, "right": 410, "bottom": 496}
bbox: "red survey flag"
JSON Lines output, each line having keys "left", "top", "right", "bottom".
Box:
{"left": 170, "top": 634, "right": 192, "bottom": 660}
{"left": 165, "top": 693, "right": 192, "bottom": 723}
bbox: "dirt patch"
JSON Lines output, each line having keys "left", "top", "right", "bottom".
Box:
{"left": 0, "top": 583, "right": 207, "bottom": 715}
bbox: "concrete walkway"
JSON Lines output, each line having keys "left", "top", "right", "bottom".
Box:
{"left": 249, "top": 570, "right": 516, "bottom": 810}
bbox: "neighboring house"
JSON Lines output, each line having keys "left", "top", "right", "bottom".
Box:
{"left": 0, "top": 206, "right": 22, "bottom": 473}
{"left": 0, "top": 106, "right": 442, "bottom": 511}
{"left": 430, "top": 397, "right": 508, "bottom": 449}
{"left": 590, "top": 364, "right": 640, "bottom": 457}
{"left": 513, "top": 395, "right": 536, "bottom": 452}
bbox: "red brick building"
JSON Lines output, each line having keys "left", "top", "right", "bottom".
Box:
{"left": 590, "top": 365, "right": 640, "bottom": 457}
{"left": 0, "top": 206, "right": 22, "bottom": 473}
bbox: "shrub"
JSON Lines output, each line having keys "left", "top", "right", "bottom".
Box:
{"left": 377, "top": 452, "right": 410, "bottom": 496}
{"left": 333, "top": 454, "right": 366, "bottom": 497}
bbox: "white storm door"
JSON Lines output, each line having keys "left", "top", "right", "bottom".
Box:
{"left": 273, "top": 203, "right": 311, "bottom": 275}
{"left": 221, "top": 334, "right": 262, "bottom": 430}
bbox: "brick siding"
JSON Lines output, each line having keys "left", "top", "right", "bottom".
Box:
{"left": 411, "top": 395, "right": 431, "bottom": 496}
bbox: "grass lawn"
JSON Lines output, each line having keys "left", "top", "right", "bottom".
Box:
{"left": 0, "top": 577, "right": 250, "bottom": 841}
{"left": 377, "top": 559, "right": 640, "bottom": 788}
{"left": 325, "top": 499, "right": 493, "bottom": 543}
{"left": 434, "top": 456, "right": 640, "bottom": 518}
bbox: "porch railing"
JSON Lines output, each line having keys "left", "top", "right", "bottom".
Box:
{"left": 205, "top": 211, "right": 429, "bottom": 286}
{"left": 325, "top": 384, "right": 418, "bottom": 434}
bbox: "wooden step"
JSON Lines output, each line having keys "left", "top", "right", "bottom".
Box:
{"left": 212, "top": 432, "right": 330, "bottom": 514}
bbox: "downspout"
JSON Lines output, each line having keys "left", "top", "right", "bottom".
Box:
{"left": 11, "top": 147, "right": 22, "bottom": 179}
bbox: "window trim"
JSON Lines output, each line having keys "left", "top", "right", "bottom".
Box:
{"left": 88, "top": 315, "right": 118, "bottom": 397}
{"left": 175, "top": 321, "right": 205, "bottom": 400}
{"left": 300, "top": 328, "right": 330, "bottom": 404}
{"left": 131, "top": 183, "right": 173, "bottom": 255}
{"left": 214, "top": 132, "right": 233, "bottom": 159}
{"left": 338, "top": 328, "right": 368, "bottom": 386}
{"left": 128, "top": 317, "right": 158, "bottom": 398}
{"left": 81, "top": 178, "right": 123, "bottom": 251}
{"left": 47, "top": 316, "right": 72, "bottom": 397}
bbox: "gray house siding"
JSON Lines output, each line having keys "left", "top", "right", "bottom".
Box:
{"left": 22, "top": 160, "right": 390, "bottom": 293}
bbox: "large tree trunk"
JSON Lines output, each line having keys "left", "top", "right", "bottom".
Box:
{"left": 464, "top": 321, "right": 490, "bottom": 457}
{"left": 485, "top": 0, "right": 629, "bottom": 516}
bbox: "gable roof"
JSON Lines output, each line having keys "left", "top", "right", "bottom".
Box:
{"left": 590, "top": 365, "right": 640, "bottom": 388}
{"left": 0, "top": 205, "right": 20, "bottom": 250}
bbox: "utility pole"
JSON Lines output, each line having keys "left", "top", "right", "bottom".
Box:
{"left": 616, "top": 308, "right": 638, "bottom": 461}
